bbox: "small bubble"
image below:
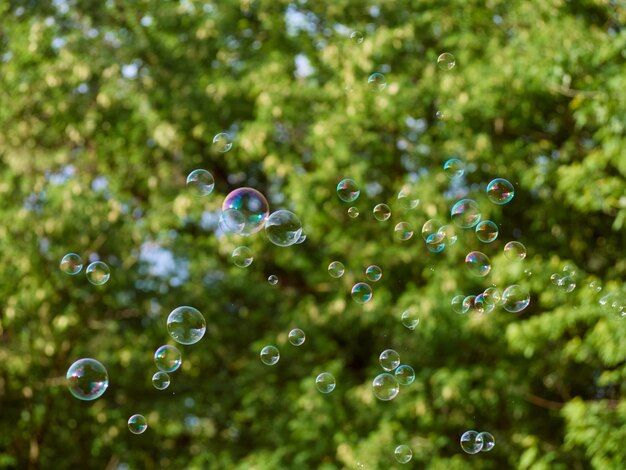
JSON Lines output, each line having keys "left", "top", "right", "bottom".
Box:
{"left": 475, "top": 220, "right": 499, "bottom": 243}
{"left": 265, "top": 210, "right": 303, "bottom": 247}
{"left": 487, "top": 178, "right": 515, "bottom": 204}
{"left": 422, "top": 219, "right": 441, "bottom": 240}
{"left": 315, "top": 372, "right": 336, "bottom": 393}
{"left": 348, "top": 206, "right": 360, "bottom": 218}
{"left": 186, "top": 169, "right": 215, "bottom": 196}
{"left": 212, "top": 132, "right": 233, "bottom": 152}
{"left": 288, "top": 328, "right": 305, "bottom": 346}
{"left": 379, "top": 349, "right": 400, "bottom": 371}
{"left": 400, "top": 308, "right": 420, "bottom": 330}
{"left": 443, "top": 158, "right": 465, "bottom": 179}
{"left": 268, "top": 275, "right": 279, "bottom": 285}
{"left": 167, "top": 306, "right": 206, "bottom": 346}
{"left": 425, "top": 231, "right": 446, "bottom": 253}
{"left": 328, "top": 261, "right": 345, "bottom": 278}
{"left": 154, "top": 345, "right": 182, "bottom": 372}
{"left": 337, "top": 179, "right": 360, "bottom": 202}
{"left": 478, "top": 432, "right": 495, "bottom": 452}
{"left": 394, "top": 222, "right": 414, "bottom": 241}
{"left": 504, "top": 241, "right": 527, "bottom": 261}
{"left": 60, "top": 253, "right": 83, "bottom": 275}
{"left": 435, "top": 110, "right": 445, "bottom": 120}
{"left": 502, "top": 285, "right": 530, "bottom": 313}
{"left": 152, "top": 371, "right": 170, "bottom": 390}
{"left": 373, "top": 203, "right": 391, "bottom": 221}
{"left": 465, "top": 251, "right": 492, "bottom": 277}
{"left": 482, "top": 287, "right": 502, "bottom": 306}
{"left": 451, "top": 199, "right": 481, "bottom": 228}
{"left": 260, "top": 345, "right": 280, "bottom": 366}
{"left": 397, "top": 186, "right": 419, "bottom": 209}
{"left": 438, "top": 224, "right": 458, "bottom": 246}
{"left": 372, "top": 373, "right": 400, "bottom": 401}
{"left": 395, "top": 365, "right": 415, "bottom": 385}
{"left": 350, "top": 31, "right": 364, "bottom": 44}
{"left": 222, "top": 187, "right": 270, "bottom": 236}
{"left": 437, "top": 52, "right": 456, "bottom": 70}
{"left": 86, "top": 261, "right": 110, "bottom": 285}
{"left": 66, "top": 358, "right": 108, "bottom": 401}
{"left": 588, "top": 281, "right": 602, "bottom": 294}
{"left": 351, "top": 282, "right": 373, "bottom": 304}
{"left": 128, "top": 414, "right": 148, "bottom": 435}
{"left": 365, "top": 265, "right": 382, "bottom": 282}
{"left": 451, "top": 295, "right": 467, "bottom": 314}
{"left": 232, "top": 246, "right": 253, "bottom": 268}
{"left": 368, "top": 72, "right": 386, "bottom": 92}
{"left": 462, "top": 295, "right": 477, "bottom": 314}
{"left": 394, "top": 444, "right": 413, "bottom": 464}
{"left": 460, "top": 430, "right": 483, "bottom": 454}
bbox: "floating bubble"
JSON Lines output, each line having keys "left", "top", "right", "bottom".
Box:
{"left": 351, "top": 282, "right": 373, "bottom": 304}
{"left": 222, "top": 187, "right": 270, "bottom": 236}
{"left": 465, "top": 251, "right": 492, "bottom": 277}
{"left": 232, "top": 246, "right": 253, "bottom": 268}
{"left": 368, "top": 72, "right": 386, "bottom": 92}
{"left": 167, "top": 306, "right": 206, "bottom": 345}
{"left": 487, "top": 178, "right": 515, "bottom": 204}
{"left": 483, "top": 287, "right": 502, "bottom": 306}
{"left": 66, "top": 358, "right": 109, "bottom": 401}
{"left": 328, "top": 261, "right": 345, "bottom": 278}
{"left": 475, "top": 220, "right": 499, "bottom": 243}
{"left": 426, "top": 232, "right": 446, "bottom": 253}
{"left": 474, "top": 293, "right": 495, "bottom": 315}
{"left": 350, "top": 31, "right": 364, "bottom": 44}
{"left": 265, "top": 210, "right": 303, "bottom": 247}
{"left": 451, "top": 295, "right": 467, "bottom": 314}
{"left": 395, "top": 365, "right": 415, "bottom": 385}
{"left": 288, "top": 328, "right": 305, "bottom": 346}
{"left": 268, "top": 275, "right": 279, "bottom": 285}
{"left": 437, "top": 52, "right": 456, "bottom": 70}
{"left": 260, "top": 345, "right": 280, "bottom": 365}
{"left": 379, "top": 349, "right": 400, "bottom": 371}
{"left": 186, "top": 169, "right": 215, "bottom": 196}
{"left": 372, "top": 373, "right": 400, "bottom": 401}
{"left": 588, "top": 280, "right": 602, "bottom": 294}
{"left": 451, "top": 199, "right": 481, "bottom": 228}
{"left": 373, "top": 203, "right": 391, "bottom": 221}
{"left": 60, "top": 253, "right": 83, "bottom": 275}
{"left": 551, "top": 273, "right": 576, "bottom": 293}
{"left": 502, "top": 285, "right": 530, "bottom": 313}
{"left": 85, "top": 261, "right": 110, "bottom": 285}
{"left": 154, "top": 345, "right": 182, "bottom": 372}
{"left": 436, "top": 110, "right": 445, "bottom": 120}
{"left": 128, "top": 414, "right": 148, "bottom": 434}
{"left": 401, "top": 308, "right": 420, "bottom": 330}
{"left": 394, "top": 222, "right": 414, "bottom": 241}
{"left": 337, "top": 179, "right": 360, "bottom": 202}
{"left": 478, "top": 432, "right": 495, "bottom": 452}
{"left": 348, "top": 206, "right": 360, "bottom": 218}
{"left": 397, "top": 186, "right": 419, "bottom": 209}
{"left": 212, "top": 132, "right": 233, "bottom": 152}
{"left": 422, "top": 219, "right": 441, "bottom": 241}
{"left": 152, "top": 371, "right": 170, "bottom": 390}
{"left": 316, "top": 372, "right": 336, "bottom": 394}
{"left": 366, "top": 265, "right": 382, "bottom": 282}
{"left": 443, "top": 158, "right": 465, "bottom": 179}
{"left": 504, "top": 241, "right": 527, "bottom": 261}
{"left": 462, "top": 295, "right": 477, "bottom": 314}
{"left": 394, "top": 444, "right": 413, "bottom": 464}
{"left": 438, "top": 224, "right": 458, "bottom": 246}
{"left": 219, "top": 208, "right": 246, "bottom": 235}
{"left": 460, "top": 430, "right": 483, "bottom": 454}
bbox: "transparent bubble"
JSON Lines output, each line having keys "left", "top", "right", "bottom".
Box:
{"left": 397, "top": 186, "right": 420, "bottom": 209}
{"left": 372, "top": 373, "right": 400, "bottom": 401}
{"left": 401, "top": 308, "right": 420, "bottom": 330}
{"left": 451, "top": 199, "right": 481, "bottom": 228}
{"left": 167, "top": 306, "right": 206, "bottom": 345}
{"left": 316, "top": 372, "right": 336, "bottom": 394}
{"left": 487, "top": 178, "right": 515, "bottom": 204}
{"left": 504, "top": 241, "right": 527, "bottom": 261}
{"left": 426, "top": 232, "right": 446, "bottom": 253}
{"left": 478, "top": 432, "right": 495, "bottom": 452}
{"left": 366, "top": 265, "right": 382, "bottom": 282}
{"left": 186, "top": 169, "right": 215, "bottom": 196}
{"left": 465, "top": 251, "right": 492, "bottom": 277}
{"left": 219, "top": 208, "right": 246, "bottom": 235}
{"left": 288, "top": 328, "right": 305, "bottom": 346}
{"left": 588, "top": 281, "right": 602, "bottom": 294}
{"left": 483, "top": 287, "right": 502, "bottom": 306}
{"left": 351, "top": 282, "right": 373, "bottom": 304}
{"left": 154, "top": 345, "right": 182, "bottom": 372}
{"left": 379, "top": 349, "right": 400, "bottom": 371}
{"left": 86, "top": 261, "right": 110, "bottom": 285}
{"left": 438, "top": 224, "right": 458, "bottom": 246}
{"left": 265, "top": 210, "right": 303, "bottom": 247}
{"left": 551, "top": 273, "right": 576, "bottom": 293}
{"left": 350, "top": 31, "right": 364, "bottom": 44}
{"left": 422, "top": 219, "right": 441, "bottom": 241}
{"left": 435, "top": 110, "right": 445, "bottom": 120}
{"left": 462, "top": 295, "right": 477, "bottom": 314}
{"left": 373, "top": 203, "right": 391, "bottom": 221}
{"left": 368, "top": 72, "right": 386, "bottom": 92}
{"left": 395, "top": 365, "right": 415, "bottom": 385}
{"left": 128, "top": 414, "right": 148, "bottom": 435}
{"left": 336, "top": 178, "right": 361, "bottom": 203}
{"left": 260, "top": 345, "right": 280, "bottom": 365}
{"left": 60, "top": 253, "right": 83, "bottom": 275}
{"left": 348, "top": 206, "right": 360, "bottom": 218}
{"left": 232, "top": 246, "right": 253, "bottom": 268}
{"left": 268, "top": 275, "right": 279, "bottom": 285}
{"left": 437, "top": 52, "right": 456, "bottom": 70}
{"left": 394, "top": 444, "right": 413, "bottom": 464}
{"left": 502, "top": 285, "right": 530, "bottom": 313}
{"left": 66, "top": 358, "right": 109, "bottom": 401}
{"left": 562, "top": 264, "right": 577, "bottom": 276}
{"left": 474, "top": 293, "right": 495, "bottom": 315}
{"left": 451, "top": 295, "right": 467, "bottom": 314}
{"left": 460, "top": 430, "right": 483, "bottom": 454}
{"left": 152, "top": 371, "right": 170, "bottom": 390}
{"left": 222, "top": 187, "right": 270, "bottom": 236}
{"left": 475, "top": 220, "right": 499, "bottom": 243}
{"left": 443, "top": 158, "right": 465, "bottom": 179}
{"left": 212, "top": 132, "right": 233, "bottom": 152}
{"left": 394, "top": 222, "right": 414, "bottom": 241}
{"left": 328, "top": 261, "right": 345, "bottom": 278}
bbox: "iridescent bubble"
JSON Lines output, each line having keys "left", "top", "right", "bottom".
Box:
{"left": 504, "top": 241, "right": 527, "bottom": 261}
{"left": 167, "top": 306, "right": 206, "bottom": 345}
{"left": 268, "top": 275, "right": 279, "bottom": 285}
{"left": 487, "top": 178, "right": 515, "bottom": 204}
{"left": 232, "top": 246, "right": 253, "bottom": 268}
{"left": 366, "top": 265, "right": 382, "bottom": 282}
{"left": 368, "top": 72, "right": 386, "bottom": 92}
{"left": 462, "top": 295, "right": 477, "bottom": 314}
{"left": 222, "top": 187, "right": 270, "bottom": 236}
{"left": 128, "top": 414, "right": 148, "bottom": 434}
{"left": 395, "top": 365, "right": 415, "bottom": 385}
{"left": 260, "top": 345, "right": 280, "bottom": 365}
{"left": 397, "top": 186, "right": 420, "bottom": 209}
{"left": 394, "top": 444, "right": 413, "bottom": 464}
{"left": 350, "top": 31, "right": 364, "bottom": 44}
{"left": 443, "top": 158, "right": 465, "bottom": 179}
{"left": 212, "top": 132, "right": 233, "bottom": 152}
{"left": 551, "top": 273, "right": 576, "bottom": 293}
{"left": 337, "top": 179, "right": 360, "bottom": 202}
{"left": 483, "top": 287, "right": 502, "bottom": 306}
{"left": 219, "top": 208, "right": 246, "bottom": 235}
{"left": 502, "top": 285, "right": 530, "bottom": 313}
{"left": 348, "top": 206, "right": 360, "bottom": 218}
{"left": 451, "top": 199, "right": 481, "bottom": 228}
{"left": 437, "top": 52, "right": 456, "bottom": 70}
{"left": 465, "top": 251, "right": 492, "bottom": 277}
{"left": 422, "top": 219, "right": 441, "bottom": 241}
{"left": 438, "top": 224, "right": 458, "bottom": 246}
{"left": 394, "top": 222, "right": 414, "bottom": 241}
{"left": 451, "top": 295, "right": 467, "bottom": 314}
{"left": 186, "top": 169, "right": 215, "bottom": 196}
{"left": 265, "top": 210, "right": 303, "bottom": 247}
{"left": 588, "top": 280, "right": 602, "bottom": 294}
{"left": 86, "top": 261, "right": 110, "bottom": 286}
{"left": 66, "top": 358, "right": 109, "bottom": 401}
{"left": 351, "top": 282, "right": 373, "bottom": 304}
{"left": 379, "top": 349, "right": 400, "bottom": 372}
{"left": 400, "top": 308, "right": 420, "bottom": 330}
{"left": 373, "top": 203, "right": 391, "bottom": 221}
{"left": 328, "top": 261, "right": 345, "bottom": 278}
{"left": 152, "top": 371, "right": 170, "bottom": 390}
{"left": 474, "top": 293, "right": 495, "bottom": 315}
{"left": 154, "top": 345, "right": 182, "bottom": 372}
{"left": 478, "top": 432, "right": 495, "bottom": 452}
{"left": 316, "top": 372, "right": 336, "bottom": 394}
{"left": 475, "top": 220, "right": 499, "bottom": 243}
{"left": 460, "top": 430, "right": 483, "bottom": 454}
{"left": 372, "top": 373, "right": 400, "bottom": 401}
{"left": 426, "top": 232, "right": 446, "bottom": 253}
{"left": 60, "top": 253, "right": 83, "bottom": 275}
{"left": 288, "top": 328, "right": 305, "bottom": 346}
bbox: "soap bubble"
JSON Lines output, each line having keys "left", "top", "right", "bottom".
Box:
{"left": 451, "top": 294, "right": 467, "bottom": 314}
{"left": 397, "top": 186, "right": 420, "bottom": 209}
{"left": 288, "top": 328, "right": 305, "bottom": 346}
{"left": 366, "top": 265, "right": 382, "bottom": 282}
{"left": 504, "top": 241, "right": 527, "bottom": 261}
{"left": 60, "top": 253, "right": 83, "bottom": 275}
{"left": 86, "top": 261, "right": 110, "bottom": 285}
{"left": 478, "top": 432, "right": 495, "bottom": 452}
{"left": 350, "top": 31, "right": 364, "bottom": 44}
{"left": 268, "top": 275, "right": 279, "bottom": 285}
{"left": 154, "top": 345, "right": 182, "bottom": 372}
{"left": 260, "top": 345, "right": 280, "bottom": 365}
{"left": 265, "top": 210, "right": 302, "bottom": 247}
{"left": 487, "top": 178, "right": 515, "bottom": 204}
{"left": 394, "top": 444, "right": 413, "bottom": 464}
{"left": 451, "top": 199, "right": 481, "bottom": 228}
{"left": 232, "top": 246, "right": 253, "bottom": 268}
{"left": 438, "top": 224, "right": 458, "bottom": 246}
{"left": 337, "top": 179, "right": 360, "bottom": 202}
{"left": 422, "top": 219, "right": 441, "bottom": 241}
{"left": 373, "top": 203, "right": 391, "bottom": 221}
{"left": 483, "top": 287, "right": 502, "bottom": 306}
{"left": 394, "top": 222, "right": 414, "bottom": 241}
{"left": 222, "top": 187, "right": 269, "bottom": 236}
{"left": 128, "top": 414, "right": 148, "bottom": 434}
{"left": 462, "top": 295, "right": 477, "bottom": 314}
{"left": 379, "top": 349, "right": 400, "bottom": 371}
{"left": 186, "top": 169, "right": 215, "bottom": 196}
{"left": 400, "top": 308, "right": 420, "bottom": 330}
{"left": 351, "top": 282, "right": 373, "bottom": 304}
{"left": 502, "top": 285, "right": 530, "bottom": 313}
{"left": 460, "top": 430, "right": 483, "bottom": 454}
{"left": 551, "top": 273, "right": 576, "bottom": 293}
{"left": 436, "top": 110, "right": 445, "bottom": 120}
{"left": 426, "top": 232, "right": 446, "bottom": 253}
{"left": 348, "top": 206, "right": 360, "bottom": 218}
{"left": 368, "top": 72, "right": 386, "bottom": 92}
{"left": 316, "top": 372, "right": 336, "bottom": 393}
{"left": 372, "top": 373, "right": 400, "bottom": 401}
{"left": 465, "top": 251, "right": 492, "bottom": 277}
{"left": 443, "top": 158, "right": 465, "bottom": 179}
{"left": 212, "top": 132, "right": 233, "bottom": 152}
{"left": 219, "top": 208, "right": 246, "bottom": 235}
{"left": 474, "top": 293, "right": 495, "bottom": 315}
{"left": 395, "top": 365, "right": 415, "bottom": 385}
{"left": 475, "top": 220, "right": 499, "bottom": 243}
{"left": 588, "top": 280, "right": 602, "bottom": 294}
{"left": 437, "top": 52, "right": 456, "bottom": 70}
{"left": 328, "top": 261, "right": 345, "bottom": 278}
{"left": 152, "top": 371, "right": 170, "bottom": 390}
{"left": 167, "top": 306, "right": 206, "bottom": 345}
{"left": 66, "top": 358, "right": 109, "bottom": 401}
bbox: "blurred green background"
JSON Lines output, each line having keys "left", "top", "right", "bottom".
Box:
{"left": 1, "top": 0, "right": 626, "bottom": 468}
